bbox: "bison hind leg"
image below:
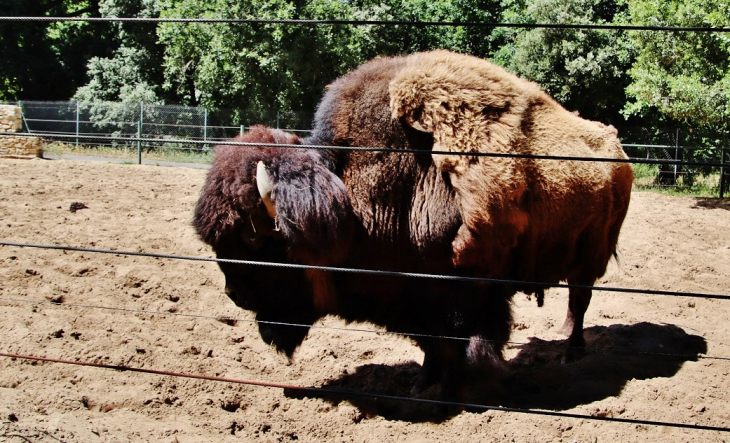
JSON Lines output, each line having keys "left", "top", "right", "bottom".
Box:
{"left": 559, "top": 311, "right": 575, "bottom": 337}
{"left": 560, "top": 285, "right": 593, "bottom": 364}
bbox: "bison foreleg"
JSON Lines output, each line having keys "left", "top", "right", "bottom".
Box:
{"left": 410, "top": 346, "right": 443, "bottom": 395}
{"left": 434, "top": 335, "right": 506, "bottom": 412}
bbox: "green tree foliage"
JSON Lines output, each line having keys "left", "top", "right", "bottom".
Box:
{"left": 158, "top": 0, "right": 359, "bottom": 125}
{"left": 621, "top": 0, "right": 730, "bottom": 187}
{"left": 623, "top": 0, "right": 730, "bottom": 132}
{"left": 157, "top": 0, "right": 504, "bottom": 126}
{"left": 0, "top": 0, "right": 112, "bottom": 101}
{"left": 495, "top": 0, "right": 633, "bottom": 125}
{"left": 351, "top": 0, "right": 501, "bottom": 58}
{"left": 74, "top": 0, "right": 168, "bottom": 104}
{"left": 8, "top": 0, "right": 730, "bottom": 167}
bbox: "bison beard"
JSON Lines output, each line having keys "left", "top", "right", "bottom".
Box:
{"left": 193, "top": 50, "right": 632, "bottom": 400}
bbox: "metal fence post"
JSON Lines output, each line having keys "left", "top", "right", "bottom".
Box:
{"left": 203, "top": 107, "right": 208, "bottom": 150}
{"left": 137, "top": 102, "right": 143, "bottom": 164}
{"left": 75, "top": 101, "right": 80, "bottom": 148}
{"left": 720, "top": 146, "right": 727, "bottom": 199}
{"left": 240, "top": 125, "right": 244, "bottom": 137}
{"left": 674, "top": 128, "right": 679, "bottom": 185}
{"left": 17, "top": 101, "right": 30, "bottom": 134}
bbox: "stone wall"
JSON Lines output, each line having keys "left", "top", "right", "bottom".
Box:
{"left": 0, "top": 105, "right": 43, "bottom": 158}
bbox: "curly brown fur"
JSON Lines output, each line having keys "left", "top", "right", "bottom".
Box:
{"left": 194, "top": 126, "right": 353, "bottom": 267}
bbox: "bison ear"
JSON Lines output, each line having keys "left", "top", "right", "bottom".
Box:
{"left": 396, "top": 103, "right": 433, "bottom": 134}
{"left": 389, "top": 71, "right": 437, "bottom": 134}
{"left": 389, "top": 51, "right": 522, "bottom": 161}
{"left": 259, "top": 155, "right": 354, "bottom": 266}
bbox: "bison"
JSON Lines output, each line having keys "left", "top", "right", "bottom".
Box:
{"left": 193, "top": 50, "right": 633, "bottom": 398}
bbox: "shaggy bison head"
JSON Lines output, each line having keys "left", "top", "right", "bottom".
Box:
{"left": 193, "top": 126, "right": 354, "bottom": 357}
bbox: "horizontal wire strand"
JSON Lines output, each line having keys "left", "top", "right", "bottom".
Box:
{"left": 1, "top": 295, "right": 725, "bottom": 362}
{"left": 1, "top": 15, "right": 727, "bottom": 435}
{"left": 0, "top": 16, "right": 729, "bottom": 33}
{"left": 1, "top": 351, "right": 729, "bottom": 433}
{"left": 2, "top": 241, "right": 729, "bottom": 301}
{"left": 1, "top": 132, "right": 727, "bottom": 168}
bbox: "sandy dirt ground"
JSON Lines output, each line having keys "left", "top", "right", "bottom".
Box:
{"left": 0, "top": 157, "right": 729, "bottom": 442}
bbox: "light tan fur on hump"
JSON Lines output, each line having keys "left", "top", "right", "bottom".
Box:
{"left": 390, "top": 50, "right": 632, "bottom": 279}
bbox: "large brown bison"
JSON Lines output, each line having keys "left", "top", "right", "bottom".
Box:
{"left": 193, "top": 50, "right": 633, "bottom": 398}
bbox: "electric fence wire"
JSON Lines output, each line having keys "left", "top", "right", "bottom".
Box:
{"left": 1, "top": 132, "right": 728, "bottom": 169}
{"left": 2, "top": 238, "right": 727, "bottom": 362}
{"left": 1, "top": 294, "right": 726, "bottom": 362}
{"left": 1, "top": 16, "right": 730, "bottom": 33}
{"left": 1, "top": 241, "right": 729, "bottom": 301}
{"left": 1, "top": 351, "right": 729, "bottom": 433}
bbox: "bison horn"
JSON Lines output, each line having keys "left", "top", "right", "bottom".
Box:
{"left": 256, "top": 161, "right": 277, "bottom": 220}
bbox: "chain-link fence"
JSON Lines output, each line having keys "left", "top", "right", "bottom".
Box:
{"left": 624, "top": 143, "right": 729, "bottom": 197}
{"left": 14, "top": 100, "right": 314, "bottom": 151}
{"left": 617, "top": 124, "right": 729, "bottom": 197}
{"left": 6, "top": 101, "right": 729, "bottom": 196}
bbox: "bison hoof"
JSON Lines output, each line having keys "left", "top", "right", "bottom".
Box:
{"left": 561, "top": 346, "right": 585, "bottom": 364}
{"left": 410, "top": 374, "right": 439, "bottom": 396}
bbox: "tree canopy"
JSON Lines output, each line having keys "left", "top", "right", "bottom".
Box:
{"left": 0, "top": 0, "right": 114, "bottom": 101}
{"left": 2, "top": 0, "right": 729, "bottom": 143}
{"left": 496, "top": 0, "right": 633, "bottom": 124}
{"left": 623, "top": 0, "right": 730, "bottom": 132}
{"left": 73, "top": 0, "right": 167, "bottom": 104}
{"left": 155, "top": 0, "right": 503, "bottom": 125}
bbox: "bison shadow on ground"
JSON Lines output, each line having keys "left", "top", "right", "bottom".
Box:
{"left": 284, "top": 322, "right": 706, "bottom": 422}
{"left": 693, "top": 197, "right": 730, "bottom": 211}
